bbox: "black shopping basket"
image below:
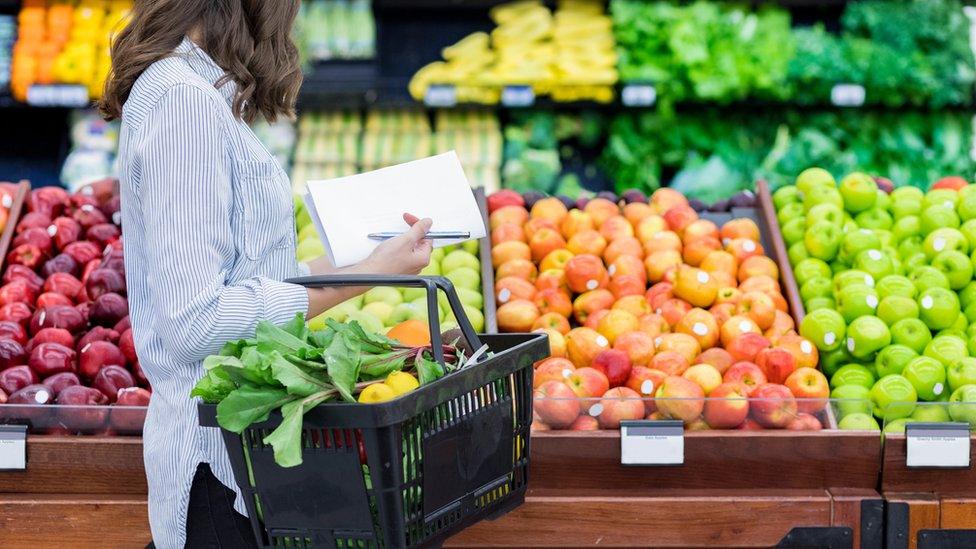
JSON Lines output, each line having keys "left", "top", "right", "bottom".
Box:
{"left": 198, "top": 275, "right": 549, "bottom": 548}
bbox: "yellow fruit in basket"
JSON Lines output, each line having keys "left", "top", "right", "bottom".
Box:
{"left": 358, "top": 383, "right": 397, "bottom": 404}
{"left": 385, "top": 371, "right": 420, "bottom": 395}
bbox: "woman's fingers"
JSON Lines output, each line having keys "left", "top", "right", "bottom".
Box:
{"left": 406, "top": 217, "right": 433, "bottom": 244}
{"left": 403, "top": 212, "right": 421, "bottom": 226}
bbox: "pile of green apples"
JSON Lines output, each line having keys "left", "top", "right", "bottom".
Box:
{"left": 774, "top": 168, "right": 976, "bottom": 433}
{"left": 294, "top": 198, "right": 487, "bottom": 333}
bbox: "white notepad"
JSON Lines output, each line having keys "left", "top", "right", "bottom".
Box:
{"left": 304, "top": 151, "right": 487, "bottom": 268}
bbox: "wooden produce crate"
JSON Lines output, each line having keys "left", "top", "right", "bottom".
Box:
{"left": 474, "top": 187, "right": 497, "bottom": 333}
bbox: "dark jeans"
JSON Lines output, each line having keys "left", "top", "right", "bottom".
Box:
{"left": 147, "top": 463, "right": 258, "bottom": 549}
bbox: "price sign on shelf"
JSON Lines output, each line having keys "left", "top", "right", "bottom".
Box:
{"left": 501, "top": 85, "right": 535, "bottom": 107}
{"left": 830, "top": 84, "right": 866, "bottom": 107}
{"left": 26, "top": 84, "right": 90, "bottom": 108}
{"left": 621, "top": 84, "right": 657, "bottom": 107}
{"left": 906, "top": 422, "right": 971, "bottom": 469}
{"left": 620, "top": 420, "right": 683, "bottom": 466}
{"left": 424, "top": 84, "right": 457, "bottom": 108}
{"left": 0, "top": 425, "right": 27, "bottom": 471}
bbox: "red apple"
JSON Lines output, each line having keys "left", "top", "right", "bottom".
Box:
{"left": 533, "top": 380, "right": 579, "bottom": 429}
{"left": 703, "top": 382, "right": 750, "bottom": 429}
{"left": 749, "top": 383, "right": 798, "bottom": 429}
{"left": 591, "top": 349, "right": 633, "bottom": 388}
{"left": 597, "top": 387, "right": 646, "bottom": 429}
{"left": 723, "top": 361, "right": 768, "bottom": 395}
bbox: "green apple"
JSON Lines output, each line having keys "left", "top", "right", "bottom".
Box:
{"left": 924, "top": 228, "right": 969, "bottom": 259}
{"left": 912, "top": 403, "right": 951, "bottom": 423}
{"left": 804, "top": 185, "right": 844, "bottom": 212}
{"left": 883, "top": 418, "right": 915, "bottom": 434}
{"left": 456, "top": 287, "right": 484, "bottom": 310}
{"left": 806, "top": 297, "right": 836, "bottom": 313}
{"left": 781, "top": 218, "right": 807, "bottom": 247}
{"left": 796, "top": 167, "right": 836, "bottom": 194}
{"left": 840, "top": 229, "right": 881, "bottom": 264}
{"left": 924, "top": 334, "right": 968, "bottom": 368}
{"left": 875, "top": 229, "right": 895, "bottom": 248}
{"left": 773, "top": 185, "right": 802, "bottom": 209}
{"left": 821, "top": 347, "right": 853, "bottom": 378}
{"left": 890, "top": 318, "right": 933, "bottom": 354}
{"left": 838, "top": 412, "right": 881, "bottom": 431}
{"left": 876, "top": 275, "right": 917, "bottom": 299}
{"left": 885, "top": 248, "right": 903, "bottom": 276}
{"left": 402, "top": 287, "right": 425, "bottom": 301}
{"left": 800, "top": 308, "right": 847, "bottom": 351}
{"left": 296, "top": 238, "right": 326, "bottom": 262}
{"left": 836, "top": 284, "right": 880, "bottom": 324}
{"left": 892, "top": 216, "right": 922, "bottom": 243}
{"left": 924, "top": 189, "right": 960, "bottom": 210}
{"left": 390, "top": 302, "right": 426, "bottom": 324}
{"left": 462, "top": 305, "right": 485, "bottom": 332}
{"left": 361, "top": 302, "right": 395, "bottom": 326}
{"left": 462, "top": 239, "right": 479, "bottom": 255}
{"left": 419, "top": 262, "right": 442, "bottom": 277}
{"left": 297, "top": 223, "right": 318, "bottom": 242}
{"left": 877, "top": 296, "right": 919, "bottom": 326}
{"left": 430, "top": 247, "right": 446, "bottom": 263}
{"left": 891, "top": 185, "right": 924, "bottom": 202}
{"left": 313, "top": 300, "right": 359, "bottom": 326}
{"left": 804, "top": 222, "right": 842, "bottom": 261}
{"left": 444, "top": 267, "right": 481, "bottom": 291}
{"left": 891, "top": 197, "right": 923, "bottom": 220}
{"left": 960, "top": 219, "right": 976, "bottom": 250}
{"left": 898, "top": 239, "right": 925, "bottom": 262}
{"left": 957, "top": 193, "right": 976, "bottom": 221}
{"left": 346, "top": 310, "right": 385, "bottom": 334}
{"left": 875, "top": 345, "right": 919, "bottom": 378}
{"left": 875, "top": 189, "right": 891, "bottom": 212}
{"left": 800, "top": 277, "right": 833, "bottom": 303}
{"left": 788, "top": 242, "right": 809, "bottom": 266}
{"left": 839, "top": 172, "right": 877, "bottom": 212}
{"left": 363, "top": 286, "right": 404, "bottom": 307}
{"left": 931, "top": 251, "right": 973, "bottom": 290}
{"left": 948, "top": 357, "right": 976, "bottom": 392}
{"left": 909, "top": 266, "right": 950, "bottom": 293}
{"left": 830, "top": 260, "right": 849, "bottom": 275}
{"left": 918, "top": 287, "right": 961, "bottom": 330}
{"left": 806, "top": 203, "right": 845, "bottom": 227}
{"left": 920, "top": 204, "right": 961, "bottom": 234}
{"left": 854, "top": 209, "right": 893, "bottom": 230}
{"left": 411, "top": 297, "right": 446, "bottom": 321}
{"left": 854, "top": 249, "right": 895, "bottom": 281}
{"left": 831, "top": 384, "right": 872, "bottom": 418}
{"left": 442, "top": 250, "right": 480, "bottom": 273}
{"left": 960, "top": 282, "right": 976, "bottom": 310}
{"left": 830, "top": 364, "right": 876, "bottom": 390}
{"left": 869, "top": 375, "right": 917, "bottom": 420}
{"left": 794, "top": 258, "right": 833, "bottom": 287}
{"left": 846, "top": 315, "right": 890, "bottom": 359}
{"left": 778, "top": 202, "right": 806, "bottom": 228}
{"left": 834, "top": 270, "right": 875, "bottom": 293}
{"left": 948, "top": 384, "right": 976, "bottom": 427}
{"left": 902, "top": 356, "right": 948, "bottom": 401}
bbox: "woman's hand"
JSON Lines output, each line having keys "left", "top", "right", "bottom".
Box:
{"left": 362, "top": 213, "right": 434, "bottom": 275}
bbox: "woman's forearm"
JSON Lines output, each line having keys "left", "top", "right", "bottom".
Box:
{"left": 304, "top": 258, "right": 379, "bottom": 318}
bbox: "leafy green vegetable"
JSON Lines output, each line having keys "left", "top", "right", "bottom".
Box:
{"left": 216, "top": 386, "right": 295, "bottom": 433}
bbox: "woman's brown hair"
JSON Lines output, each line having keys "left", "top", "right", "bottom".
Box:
{"left": 99, "top": 0, "right": 302, "bottom": 123}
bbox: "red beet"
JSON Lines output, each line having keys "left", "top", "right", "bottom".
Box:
{"left": 0, "top": 365, "right": 39, "bottom": 395}
{"left": 116, "top": 386, "right": 150, "bottom": 406}
{"left": 29, "top": 343, "right": 76, "bottom": 378}
{"left": 13, "top": 227, "right": 53, "bottom": 254}
{"left": 92, "top": 365, "right": 134, "bottom": 402}
{"left": 0, "top": 302, "right": 33, "bottom": 327}
{"left": 50, "top": 216, "right": 82, "bottom": 250}
{"left": 3, "top": 265, "right": 44, "bottom": 293}
{"left": 114, "top": 316, "right": 130, "bottom": 333}
{"left": 42, "top": 272, "right": 83, "bottom": 302}
{"left": 42, "top": 371, "right": 80, "bottom": 396}
{"left": 63, "top": 241, "right": 102, "bottom": 265}
{"left": 73, "top": 204, "right": 108, "bottom": 230}
{"left": 41, "top": 253, "right": 80, "bottom": 278}
{"left": 8, "top": 383, "right": 53, "bottom": 405}
{"left": 0, "top": 279, "right": 37, "bottom": 308}
{"left": 29, "top": 328, "right": 75, "bottom": 352}
{"left": 28, "top": 187, "right": 69, "bottom": 219}
{"left": 15, "top": 212, "right": 52, "bottom": 233}
{"left": 0, "top": 321, "right": 28, "bottom": 346}
{"left": 79, "top": 340, "right": 126, "bottom": 379}
{"left": 86, "top": 268, "right": 125, "bottom": 300}
{"left": 36, "top": 292, "right": 73, "bottom": 310}
{"left": 88, "top": 223, "right": 121, "bottom": 247}
{"left": 0, "top": 339, "right": 27, "bottom": 369}
{"left": 30, "top": 306, "right": 86, "bottom": 335}
{"left": 77, "top": 326, "right": 119, "bottom": 351}
{"left": 90, "top": 293, "right": 128, "bottom": 327}
{"left": 118, "top": 329, "right": 137, "bottom": 364}
{"left": 7, "top": 244, "right": 46, "bottom": 270}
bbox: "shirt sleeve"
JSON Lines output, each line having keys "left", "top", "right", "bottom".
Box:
{"left": 136, "top": 84, "right": 309, "bottom": 364}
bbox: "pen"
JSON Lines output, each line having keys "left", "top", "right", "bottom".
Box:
{"left": 368, "top": 231, "right": 471, "bottom": 241}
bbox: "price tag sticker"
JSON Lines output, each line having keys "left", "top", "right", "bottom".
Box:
{"left": 501, "top": 85, "right": 535, "bottom": 107}
{"left": 0, "top": 425, "right": 27, "bottom": 471}
{"left": 620, "top": 420, "right": 683, "bottom": 466}
{"left": 830, "top": 84, "right": 866, "bottom": 107}
{"left": 906, "top": 422, "right": 971, "bottom": 469}
{"left": 621, "top": 84, "right": 657, "bottom": 107}
{"left": 26, "top": 84, "right": 90, "bottom": 107}
{"left": 424, "top": 84, "right": 457, "bottom": 108}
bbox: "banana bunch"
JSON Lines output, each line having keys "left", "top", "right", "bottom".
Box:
{"left": 408, "top": 0, "right": 618, "bottom": 104}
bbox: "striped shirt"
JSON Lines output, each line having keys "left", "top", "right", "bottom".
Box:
{"left": 118, "top": 37, "right": 309, "bottom": 548}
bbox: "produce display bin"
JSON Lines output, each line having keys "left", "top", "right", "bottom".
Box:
{"left": 200, "top": 274, "right": 548, "bottom": 549}
{"left": 474, "top": 187, "right": 497, "bottom": 333}
{"left": 0, "top": 180, "right": 30, "bottom": 272}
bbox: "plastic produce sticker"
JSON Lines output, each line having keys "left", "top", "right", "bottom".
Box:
{"left": 0, "top": 425, "right": 27, "bottom": 470}
{"left": 621, "top": 84, "right": 657, "bottom": 107}
{"left": 620, "top": 420, "right": 683, "bottom": 466}
{"left": 906, "top": 422, "right": 971, "bottom": 469}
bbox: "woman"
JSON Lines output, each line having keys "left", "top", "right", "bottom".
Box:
{"left": 99, "top": 2, "right": 432, "bottom": 547}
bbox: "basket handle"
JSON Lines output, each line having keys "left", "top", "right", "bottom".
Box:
{"left": 285, "top": 275, "right": 484, "bottom": 367}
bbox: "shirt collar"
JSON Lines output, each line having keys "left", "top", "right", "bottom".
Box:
{"left": 174, "top": 36, "right": 237, "bottom": 105}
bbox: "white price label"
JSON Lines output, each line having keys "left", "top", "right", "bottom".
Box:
{"left": 0, "top": 425, "right": 27, "bottom": 470}
{"left": 906, "top": 423, "right": 971, "bottom": 468}
{"left": 831, "top": 84, "right": 866, "bottom": 107}
{"left": 620, "top": 420, "right": 683, "bottom": 466}
{"left": 424, "top": 84, "right": 457, "bottom": 108}
{"left": 26, "top": 84, "right": 90, "bottom": 108}
{"left": 501, "top": 85, "right": 535, "bottom": 107}
{"left": 621, "top": 84, "right": 657, "bottom": 107}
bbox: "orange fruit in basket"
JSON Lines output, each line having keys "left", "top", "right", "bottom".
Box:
{"left": 387, "top": 320, "right": 431, "bottom": 347}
